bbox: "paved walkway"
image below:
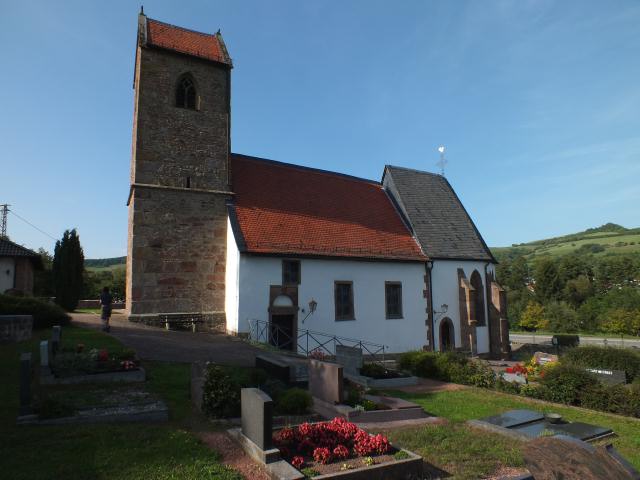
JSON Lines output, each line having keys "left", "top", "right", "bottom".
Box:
{"left": 510, "top": 332, "right": 640, "bottom": 349}
{"left": 71, "top": 312, "right": 263, "bottom": 367}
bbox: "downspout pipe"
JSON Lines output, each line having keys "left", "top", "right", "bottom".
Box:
{"left": 484, "top": 261, "right": 492, "bottom": 353}
{"left": 426, "top": 261, "right": 435, "bottom": 351}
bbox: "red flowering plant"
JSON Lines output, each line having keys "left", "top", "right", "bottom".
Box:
{"left": 313, "top": 447, "right": 332, "bottom": 464}
{"left": 97, "top": 349, "right": 109, "bottom": 362}
{"left": 272, "top": 417, "right": 392, "bottom": 470}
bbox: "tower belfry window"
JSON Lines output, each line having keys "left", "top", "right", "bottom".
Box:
{"left": 176, "top": 75, "right": 197, "bottom": 109}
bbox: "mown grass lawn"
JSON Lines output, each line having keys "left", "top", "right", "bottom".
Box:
{"left": 382, "top": 387, "right": 640, "bottom": 479}
{"left": 0, "top": 325, "right": 241, "bottom": 480}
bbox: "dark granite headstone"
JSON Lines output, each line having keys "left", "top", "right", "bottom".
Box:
{"left": 255, "top": 355, "right": 290, "bottom": 384}
{"left": 308, "top": 359, "right": 343, "bottom": 404}
{"left": 19, "top": 353, "right": 32, "bottom": 415}
{"left": 335, "top": 345, "right": 363, "bottom": 376}
{"left": 241, "top": 388, "right": 273, "bottom": 450}
{"left": 585, "top": 367, "right": 627, "bottom": 385}
{"left": 51, "top": 325, "right": 62, "bottom": 356}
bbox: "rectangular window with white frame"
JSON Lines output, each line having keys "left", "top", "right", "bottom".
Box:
{"left": 334, "top": 281, "right": 354, "bottom": 321}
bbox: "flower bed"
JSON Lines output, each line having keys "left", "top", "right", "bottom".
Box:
{"left": 273, "top": 417, "right": 415, "bottom": 476}
{"left": 51, "top": 346, "right": 139, "bottom": 377}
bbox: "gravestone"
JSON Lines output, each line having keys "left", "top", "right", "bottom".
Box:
{"left": 585, "top": 367, "right": 627, "bottom": 386}
{"left": 532, "top": 351, "right": 558, "bottom": 365}
{"left": 51, "top": 325, "right": 62, "bottom": 356}
{"left": 241, "top": 388, "right": 273, "bottom": 450}
{"left": 308, "top": 359, "right": 343, "bottom": 404}
{"left": 39, "top": 340, "right": 53, "bottom": 377}
{"left": 335, "top": 345, "right": 363, "bottom": 376}
{"left": 19, "top": 353, "right": 32, "bottom": 415}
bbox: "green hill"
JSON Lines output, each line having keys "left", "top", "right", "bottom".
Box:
{"left": 84, "top": 256, "right": 126, "bottom": 271}
{"left": 491, "top": 223, "right": 640, "bottom": 262}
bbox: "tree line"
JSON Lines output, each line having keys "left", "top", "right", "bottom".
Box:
{"left": 497, "top": 253, "right": 640, "bottom": 336}
{"left": 34, "top": 229, "right": 125, "bottom": 310}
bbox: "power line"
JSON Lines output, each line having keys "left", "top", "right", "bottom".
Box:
{"left": 8, "top": 209, "right": 57, "bottom": 241}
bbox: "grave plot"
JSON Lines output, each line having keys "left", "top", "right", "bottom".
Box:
{"left": 335, "top": 345, "right": 418, "bottom": 388}
{"left": 229, "top": 387, "right": 424, "bottom": 480}
{"left": 17, "top": 326, "right": 167, "bottom": 425}
{"left": 309, "top": 359, "right": 428, "bottom": 423}
{"left": 39, "top": 325, "right": 145, "bottom": 385}
{"left": 469, "top": 409, "right": 615, "bottom": 443}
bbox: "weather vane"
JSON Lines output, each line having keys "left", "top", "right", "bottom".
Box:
{"left": 436, "top": 145, "right": 447, "bottom": 176}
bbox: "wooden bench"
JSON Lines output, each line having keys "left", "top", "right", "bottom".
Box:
{"left": 159, "top": 315, "right": 204, "bottom": 332}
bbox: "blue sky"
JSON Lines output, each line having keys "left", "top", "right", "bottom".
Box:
{"left": 1, "top": 0, "right": 639, "bottom": 258}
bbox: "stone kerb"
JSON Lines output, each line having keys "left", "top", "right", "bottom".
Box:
{"left": 0, "top": 315, "right": 33, "bottom": 343}
{"left": 335, "top": 345, "right": 363, "bottom": 376}
{"left": 308, "top": 359, "right": 343, "bottom": 404}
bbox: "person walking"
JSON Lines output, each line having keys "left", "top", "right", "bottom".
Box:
{"left": 100, "top": 286, "right": 113, "bottom": 332}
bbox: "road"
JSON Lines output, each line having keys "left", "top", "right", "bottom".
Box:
{"left": 510, "top": 333, "right": 640, "bottom": 349}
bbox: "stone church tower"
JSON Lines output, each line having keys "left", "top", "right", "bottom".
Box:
{"left": 126, "top": 11, "right": 232, "bottom": 329}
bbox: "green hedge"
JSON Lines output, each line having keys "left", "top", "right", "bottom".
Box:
{"left": 563, "top": 345, "right": 640, "bottom": 383}
{"left": 398, "top": 350, "right": 496, "bottom": 388}
{"left": 0, "top": 294, "right": 70, "bottom": 329}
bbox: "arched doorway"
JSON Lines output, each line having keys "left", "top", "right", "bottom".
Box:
{"left": 268, "top": 286, "right": 298, "bottom": 351}
{"left": 439, "top": 317, "right": 455, "bottom": 351}
{"left": 470, "top": 270, "right": 485, "bottom": 326}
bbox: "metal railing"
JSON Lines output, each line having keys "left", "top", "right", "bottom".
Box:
{"left": 249, "top": 319, "right": 387, "bottom": 363}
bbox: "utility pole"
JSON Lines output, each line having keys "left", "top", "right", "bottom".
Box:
{"left": 0, "top": 204, "right": 9, "bottom": 239}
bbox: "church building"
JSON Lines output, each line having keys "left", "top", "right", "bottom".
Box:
{"left": 126, "top": 12, "right": 510, "bottom": 357}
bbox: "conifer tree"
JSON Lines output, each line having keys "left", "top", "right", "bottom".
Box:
{"left": 53, "top": 229, "right": 85, "bottom": 311}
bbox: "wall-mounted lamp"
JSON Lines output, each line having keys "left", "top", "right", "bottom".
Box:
{"left": 434, "top": 304, "right": 448, "bottom": 315}
{"left": 302, "top": 298, "right": 318, "bottom": 324}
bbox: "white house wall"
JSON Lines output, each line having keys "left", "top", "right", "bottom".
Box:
{"left": 431, "top": 259, "right": 495, "bottom": 354}
{"left": 0, "top": 257, "right": 15, "bottom": 293}
{"left": 224, "top": 218, "right": 240, "bottom": 333}
{"left": 234, "top": 255, "right": 428, "bottom": 353}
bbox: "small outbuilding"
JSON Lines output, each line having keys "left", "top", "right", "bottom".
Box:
{"left": 0, "top": 238, "right": 42, "bottom": 295}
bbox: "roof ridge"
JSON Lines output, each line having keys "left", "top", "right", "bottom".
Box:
{"left": 386, "top": 164, "right": 444, "bottom": 178}
{"left": 0, "top": 237, "right": 38, "bottom": 256}
{"left": 147, "top": 17, "right": 217, "bottom": 39}
{"left": 232, "top": 153, "right": 381, "bottom": 187}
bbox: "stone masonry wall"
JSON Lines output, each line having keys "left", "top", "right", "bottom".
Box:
{"left": 132, "top": 47, "right": 230, "bottom": 191}
{"left": 126, "top": 39, "right": 231, "bottom": 323}
{"left": 128, "top": 187, "right": 227, "bottom": 319}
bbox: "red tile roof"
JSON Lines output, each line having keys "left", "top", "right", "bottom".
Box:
{"left": 145, "top": 18, "right": 231, "bottom": 65}
{"left": 230, "top": 155, "right": 427, "bottom": 262}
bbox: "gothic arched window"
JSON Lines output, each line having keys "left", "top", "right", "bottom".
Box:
{"left": 176, "top": 75, "right": 197, "bottom": 109}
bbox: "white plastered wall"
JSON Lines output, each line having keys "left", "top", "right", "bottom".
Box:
{"left": 232, "top": 255, "right": 428, "bottom": 353}
{"left": 224, "top": 218, "right": 240, "bottom": 332}
{"left": 0, "top": 257, "right": 15, "bottom": 293}
{"left": 430, "top": 259, "right": 495, "bottom": 353}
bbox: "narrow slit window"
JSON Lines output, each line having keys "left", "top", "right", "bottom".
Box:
{"left": 176, "top": 75, "right": 196, "bottom": 109}
{"left": 185, "top": 177, "right": 191, "bottom": 188}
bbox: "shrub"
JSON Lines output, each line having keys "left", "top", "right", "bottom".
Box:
{"left": 202, "top": 366, "right": 241, "bottom": 418}
{"left": 0, "top": 294, "right": 70, "bottom": 329}
{"left": 496, "top": 377, "right": 522, "bottom": 394}
{"left": 579, "top": 383, "right": 640, "bottom": 417}
{"left": 359, "top": 362, "right": 387, "bottom": 378}
{"left": 563, "top": 345, "right": 640, "bottom": 383}
{"left": 538, "top": 363, "right": 597, "bottom": 405}
{"left": 276, "top": 388, "right": 312, "bottom": 415}
{"left": 552, "top": 334, "right": 580, "bottom": 347}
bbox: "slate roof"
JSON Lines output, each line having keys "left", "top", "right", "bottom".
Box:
{"left": 229, "top": 154, "right": 427, "bottom": 262}
{"left": 383, "top": 166, "right": 495, "bottom": 262}
{"left": 0, "top": 238, "right": 40, "bottom": 260}
{"left": 145, "top": 17, "right": 232, "bottom": 65}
